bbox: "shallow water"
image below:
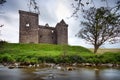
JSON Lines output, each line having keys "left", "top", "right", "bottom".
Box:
{"left": 0, "top": 66, "right": 120, "bottom": 80}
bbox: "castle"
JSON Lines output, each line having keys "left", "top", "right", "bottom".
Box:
{"left": 19, "top": 10, "right": 68, "bottom": 44}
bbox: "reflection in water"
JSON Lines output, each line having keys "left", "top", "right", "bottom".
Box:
{"left": 100, "top": 69, "right": 120, "bottom": 80}
{"left": 0, "top": 67, "right": 22, "bottom": 80}
{"left": 0, "top": 66, "right": 120, "bottom": 80}
{"left": 95, "top": 69, "right": 100, "bottom": 80}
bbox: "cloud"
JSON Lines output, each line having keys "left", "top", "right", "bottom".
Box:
{"left": 0, "top": 12, "right": 19, "bottom": 43}
{"left": 55, "top": 1, "right": 71, "bottom": 21}
{"left": 38, "top": 7, "right": 58, "bottom": 26}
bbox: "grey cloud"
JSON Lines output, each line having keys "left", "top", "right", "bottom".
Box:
{"left": 38, "top": 0, "right": 59, "bottom": 25}
{"left": 39, "top": 5, "right": 58, "bottom": 25}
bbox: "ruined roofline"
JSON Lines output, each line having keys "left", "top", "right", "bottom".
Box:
{"left": 56, "top": 19, "right": 68, "bottom": 27}
{"left": 19, "top": 10, "right": 38, "bottom": 16}
{"left": 39, "top": 25, "right": 55, "bottom": 30}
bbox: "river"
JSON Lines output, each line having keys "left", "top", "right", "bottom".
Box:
{"left": 0, "top": 65, "right": 120, "bottom": 80}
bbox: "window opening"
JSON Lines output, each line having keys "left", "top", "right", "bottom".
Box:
{"left": 26, "top": 23, "right": 30, "bottom": 27}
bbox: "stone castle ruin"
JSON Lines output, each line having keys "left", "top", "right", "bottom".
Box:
{"left": 19, "top": 10, "right": 68, "bottom": 44}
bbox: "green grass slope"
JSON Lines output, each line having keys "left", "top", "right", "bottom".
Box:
{"left": 0, "top": 43, "right": 92, "bottom": 63}
{"left": 0, "top": 43, "right": 120, "bottom": 64}
{"left": 0, "top": 43, "right": 92, "bottom": 55}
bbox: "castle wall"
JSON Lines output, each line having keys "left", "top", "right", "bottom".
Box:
{"left": 19, "top": 10, "right": 39, "bottom": 43}
{"left": 55, "top": 20, "right": 68, "bottom": 44}
{"left": 38, "top": 26, "right": 56, "bottom": 44}
{"left": 19, "top": 10, "right": 68, "bottom": 45}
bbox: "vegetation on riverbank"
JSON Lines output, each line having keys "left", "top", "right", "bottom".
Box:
{"left": 0, "top": 43, "right": 120, "bottom": 64}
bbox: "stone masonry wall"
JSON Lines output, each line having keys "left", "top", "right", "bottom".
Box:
{"left": 19, "top": 10, "right": 39, "bottom": 43}
{"left": 38, "top": 26, "right": 56, "bottom": 44}
{"left": 19, "top": 10, "right": 68, "bottom": 44}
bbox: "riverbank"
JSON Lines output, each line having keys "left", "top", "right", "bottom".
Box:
{"left": 0, "top": 43, "right": 120, "bottom": 65}
{"left": 1, "top": 62, "right": 120, "bottom": 70}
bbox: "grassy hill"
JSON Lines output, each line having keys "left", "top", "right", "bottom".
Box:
{"left": 0, "top": 43, "right": 120, "bottom": 64}
{"left": 0, "top": 43, "right": 92, "bottom": 63}
{"left": 0, "top": 43, "right": 92, "bottom": 56}
{"left": 89, "top": 48, "right": 120, "bottom": 54}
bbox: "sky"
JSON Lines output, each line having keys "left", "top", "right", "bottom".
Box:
{"left": 0, "top": 0, "right": 120, "bottom": 48}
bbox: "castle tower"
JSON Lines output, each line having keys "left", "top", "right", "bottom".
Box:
{"left": 55, "top": 19, "right": 68, "bottom": 44}
{"left": 19, "top": 10, "right": 39, "bottom": 43}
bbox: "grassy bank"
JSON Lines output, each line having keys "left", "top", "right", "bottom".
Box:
{"left": 89, "top": 48, "right": 120, "bottom": 54}
{"left": 0, "top": 43, "right": 120, "bottom": 64}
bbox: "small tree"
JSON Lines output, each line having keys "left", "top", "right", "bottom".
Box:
{"left": 76, "top": 7, "right": 120, "bottom": 53}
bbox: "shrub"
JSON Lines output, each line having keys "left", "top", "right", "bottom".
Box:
{"left": 0, "top": 54, "right": 15, "bottom": 63}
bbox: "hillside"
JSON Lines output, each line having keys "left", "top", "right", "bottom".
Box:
{"left": 89, "top": 48, "right": 120, "bottom": 54}
{"left": 0, "top": 43, "right": 92, "bottom": 63}
{"left": 0, "top": 43, "right": 92, "bottom": 55}
{"left": 0, "top": 43, "right": 120, "bottom": 64}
